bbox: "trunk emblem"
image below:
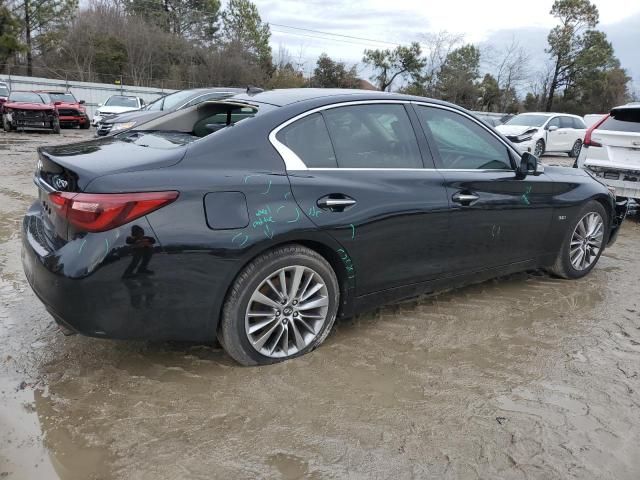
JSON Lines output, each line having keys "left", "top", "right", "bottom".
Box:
{"left": 53, "top": 176, "right": 68, "bottom": 190}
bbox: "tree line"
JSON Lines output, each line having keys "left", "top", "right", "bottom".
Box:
{"left": 0, "top": 0, "right": 633, "bottom": 114}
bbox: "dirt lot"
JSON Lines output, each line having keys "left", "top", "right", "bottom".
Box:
{"left": 1, "top": 129, "right": 639, "bottom": 480}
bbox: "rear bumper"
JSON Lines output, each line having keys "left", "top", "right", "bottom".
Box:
{"left": 585, "top": 164, "right": 640, "bottom": 200}
{"left": 21, "top": 204, "right": 223, "bottom": 341}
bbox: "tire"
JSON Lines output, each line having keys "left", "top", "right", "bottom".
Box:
{"left": 80, "top": 118, "right": 90, "bottom": 129}
{"left": 3, "top": 115, "right": 12, "bottom": 132}
{"left": 52, "top": 118, "right": 61, "bottom": 134}
{"left": 219, "top": 245, "right": 340, "bottom": 366}
{"left": 549, "top": 200, "right": 608, "bottom": 279}
{"left": 534, "top": 139, "right": 545, "bottom": 157}
{"left": 569, "top": 139, "right": 582, "bottom": 158}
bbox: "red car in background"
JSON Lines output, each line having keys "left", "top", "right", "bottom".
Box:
{"left": 2, "top": 91, "right": 60, "bottom": 133}
{"left": 35, "top": 90, "right": 90, "bottom": 129}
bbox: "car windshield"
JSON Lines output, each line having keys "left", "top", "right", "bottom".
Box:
{"left": 48, "top": 92, "right": 76, "bottom": 103}
{"left": 0, "top": 86, "right": 9, "bottom": 96}
{"left": 105, "top": 96, "right": 139, "bottom": 108}
{"left": 505, "top": 114, "right": 549, "bottom": 127}
{"left": 9, "top": 92, "right": 47, "bottom": 103}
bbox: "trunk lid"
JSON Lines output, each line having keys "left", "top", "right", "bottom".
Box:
{"left": 35, "top": 135, "right": 188, "bottom": 243}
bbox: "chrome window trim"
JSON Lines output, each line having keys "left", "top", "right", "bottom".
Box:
{"left": 268, "top": 99, "right": 521, "bottom": 172}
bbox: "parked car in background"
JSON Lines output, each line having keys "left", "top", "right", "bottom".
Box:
{"left": 496, "top": 112, "right": 586, "bottom": 157}
{"left": 96, "top": 87, "right": 244, "bottom": 136}
{"left": 22, "top": 89, "right": 626, "bottom": 365}
{"left": 35, "top": 90, "right": 90, "bottom": 129}
{"left": 577, "top": 103, "right": 640, "bottom": 201}
{"left": 0, "top": 82, "right": 10, "bottom": 111}
{"left": 2, "top": 91, "right": 60, "bottom": 133}
{"left": 92, "top": 95, "right": 145, "bottom": 126}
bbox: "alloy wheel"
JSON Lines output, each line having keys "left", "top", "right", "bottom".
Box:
{"left": 569, "top": 212, "right": 604, "bottom": 271}
{"left": 534, "top": 140, "right": 544, "bottom": 157}
{"left": 245, "top": 265, "right": 329, "bottom": 358}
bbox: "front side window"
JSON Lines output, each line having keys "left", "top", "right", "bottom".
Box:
{"left": 415, "top": 106, "right": 512, "bottom": 170}
{"left": 276, "top": 113, "right": 337, "bottom": 168}
{"left": 322, "top": 104, "right": 422, "bottom": 168}
{"left": 547, "top": 117, "right": 560, "bottom": 129}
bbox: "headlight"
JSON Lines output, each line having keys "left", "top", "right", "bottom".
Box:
{"left": 110, "top": 122, "right": 136, "bottom": 132}
{"left": 95, "top": 110, "right": 102, "bottom": 116}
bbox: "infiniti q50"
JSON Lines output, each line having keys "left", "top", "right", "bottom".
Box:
{"left": 22, "top": 89, "right": 627, "bottom": 365}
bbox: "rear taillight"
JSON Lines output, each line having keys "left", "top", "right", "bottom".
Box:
{"left": 584, "top": 114, "right": 609, "bottom": 147}
{"left": 49, "top": 191, "right": 179, "bottom": 232}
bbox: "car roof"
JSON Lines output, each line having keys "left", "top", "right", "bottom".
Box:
{"left": 226, "top": 88, "right": 455, "bottom": 109}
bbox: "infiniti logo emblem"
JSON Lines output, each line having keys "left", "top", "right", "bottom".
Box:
{"left": 53, "top": 177, "right": 68, "bottom": 190}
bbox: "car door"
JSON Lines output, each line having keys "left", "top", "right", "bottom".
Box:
{"left": 545, "top": 116, "right": 564, "bottom": 151}
{"left": 273, "top": 102, "right": 450, "bottom": 296}
{"left": 412, "top": 104, "right": 556, "bottom": 275}
{"left": 559, "top": 116, "right": 578, "bottom": 150}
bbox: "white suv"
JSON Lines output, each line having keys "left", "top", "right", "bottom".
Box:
{"left": 496, "top": 112, "right": 586, "bottom": 157}
{"left": 577, "top": 103, "right": 640, "bottom": 200}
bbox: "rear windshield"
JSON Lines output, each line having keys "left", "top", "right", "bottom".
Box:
{"left": 105, "top": 96, "right": 139, "bottom": 108}
{"left": 599, "top": 108, "right": 640, "bottom": 133}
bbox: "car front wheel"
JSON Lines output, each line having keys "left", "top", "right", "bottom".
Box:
{"left": 550, "top": 201, "right": 608, "bottom": 279}
{"left": 534, "top": 139, "right": 545, "bottom": 157}
{"left": 3, "top": 115, "right": 12, "bottom": 132}
{"left": 219, "top": 245, "right": 340, "bottom": 366}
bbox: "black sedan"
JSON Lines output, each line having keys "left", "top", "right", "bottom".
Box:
{"left": 22, "top": 89, "right": 627, "bottom": 365}
{"left": 95, "top": 87, "right": 245, "bottom": 136}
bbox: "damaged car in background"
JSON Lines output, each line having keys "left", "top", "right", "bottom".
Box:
{"left": 22, "top": 89, "right": 628, "bottom": 366}
{"left": 497, "top": 112, "right": 586, "bottom": 157}
{"left": 2, "top": 91, "right": 60, "bottom": 133}
{"left": 36, "top": 90, "right": 90, "bottom": 129}
{"left": 92, "top": 94, "right": 146, "bottom": 127}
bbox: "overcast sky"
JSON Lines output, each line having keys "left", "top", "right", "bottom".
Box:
{"left": 253, "top": 0, "right": 640, "bottom": 92}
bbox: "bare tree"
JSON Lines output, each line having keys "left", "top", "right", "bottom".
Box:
{"left": 418, "top": 31, "right": 464, "bottom": 95}
{"left": 484, "top": 39, "right": 531, "bottom": 111}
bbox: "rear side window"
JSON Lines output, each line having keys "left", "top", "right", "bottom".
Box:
{"left": 599, "top": 109, "right": 640, "bottom": 133}
{"left": 573, "top": 117, "right": 586, "bottom": 129}
{"left": 415, "top": 106, "right": 512, "bottom": 170}
{"left": 323, "top": 104, "right": 423, "bottom": 168}
{"left": 276, "top": 113, "right": 337, "bottom": 168}
{"left": 560, "top": 117, "right": 575, "bottom": 129}
{"left": 547, "top": 117, "right": 560, "bottom": 129}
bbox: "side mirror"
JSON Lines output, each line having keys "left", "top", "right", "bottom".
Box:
{"left": 97, "top": 103, "right": 103, "bottom": 107}
{"left": 547, "top": 125, "right": 559, "bottom": 132}
{"left": 516, "top": 152, "right": 538, "bottom": 179}
{"left": 79, "top": 99, "right": 85, "bottom": 104}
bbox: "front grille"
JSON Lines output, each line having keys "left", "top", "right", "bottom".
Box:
{"left": 16, "top": 110, "right": 46, "bottom": 120}
{"left": 57, "top": 108, "right": 79, "bottom": 116}
{"left": 97, "top": 123, "right": 113, "bottom": 136}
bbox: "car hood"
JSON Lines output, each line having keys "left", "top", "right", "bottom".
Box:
{"left": 5, "top": 102, "right": 54, "bottom": 111}
{"left": 101, "top": 110, "right": 165, "bottom": 125}
{"left": 97, "top": 106, "right": 139, "bottom": 115}
{"left": 496, "top": 125, "right": 539, "bottom": 136}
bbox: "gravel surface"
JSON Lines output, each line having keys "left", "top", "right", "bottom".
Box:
{"left": 1, "top": 130, "right": 639, "bottom": 480}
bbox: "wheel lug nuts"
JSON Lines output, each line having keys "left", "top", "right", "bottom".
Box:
{"left": 293, "top": 312, "right": 298, "bottom": 317}
{"left": 292, "top": 300, "right": 298, "bottom": 305}
{"left": 275, "top": 311, "right": 280, "bottom": 316}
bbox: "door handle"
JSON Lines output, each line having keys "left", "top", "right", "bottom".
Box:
{"left": 317, "top": 195, "right": 356, "bottom": 211}
{"left": 452, "top": 192, "right": 479, "bottom": 206}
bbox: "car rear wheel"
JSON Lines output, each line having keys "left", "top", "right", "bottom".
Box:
{"left": 534, "top": 139, "right": 545, "bottom": 157}
{"left": 569, "top": 139, "right": 582, "bottom": 158}
{"left": 549, "top": 201, "right": 608, "bottom": 279}
{"left": 219, "top": 245, "right": 340, "bottom": 366}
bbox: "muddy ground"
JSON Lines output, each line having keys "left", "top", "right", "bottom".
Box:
{"left": 1, "top": 129, "right": 639, "bottom": 480}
